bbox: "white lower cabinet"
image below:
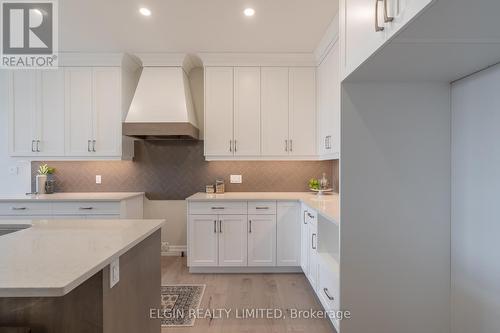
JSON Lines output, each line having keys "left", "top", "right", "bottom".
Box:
{"left": 307, "top": 221, "right": 319, "bottom": 289}
{"left": 218, "top": 215, "right": 248, "bottom": 266}
{"left": 188, "top": 215, "right": 219, "bottom": 267}
{"left": 277, "top": 202, "right": 301, "bottom": 266}
{"left": 248, "top": 214, "right": 276, "bottom": 266}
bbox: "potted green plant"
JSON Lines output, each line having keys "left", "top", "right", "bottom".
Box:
{"left": 36, "top": 164, "right": 55, "bottom": 194}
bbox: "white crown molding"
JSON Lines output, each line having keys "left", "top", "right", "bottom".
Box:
{"left": 198, "top": 53, "right": 316, "bottom": 67}
{"left": 58, "top": 53, "right": 128, "bottom": 67}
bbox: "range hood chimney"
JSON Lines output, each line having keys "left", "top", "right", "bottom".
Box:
{"left": 123, "top": 54, "right": 200, "bottom": 140}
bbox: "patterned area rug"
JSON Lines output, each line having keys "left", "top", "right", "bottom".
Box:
{"left": 160, "top": 284, "right": 206, "bottom": 327}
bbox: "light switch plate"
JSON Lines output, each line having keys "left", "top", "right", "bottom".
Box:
{"left": 96, "top": 175, "right": 102, "bottom": 184}
{"left": 110, "top": 257, "right": 119, "bottom": 288}
{"left": 230, "top": 175, "right": 242, "bottom": 184}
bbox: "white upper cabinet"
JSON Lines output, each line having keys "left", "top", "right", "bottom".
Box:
{"left": 65, "top": 67, "right": 122, "bottom": 157}
{"left": 289, "top": 67, "right": 316, "bottom": 157}
{"left": 65, "top": 68, "right": 94, "bottom": 156}
{"left": 92, "top": 67, "right": 122, "bottom": 157}
{"left": 204, "top": 67, "right": 234, "bottom": 156}
{"left": 8, "top": 70, "right": 65, "bottom": 156}
{"left": 234, "top": 67, "right": 261, "bottom": 156}
{"left": 261, "top": 67, "right": 290, "bottom": 156}
{"left": 341, "top": 0, "right": 434, "bottom": 78}
{"left": 317, "top": 42, "right": 340, "bottom": 159}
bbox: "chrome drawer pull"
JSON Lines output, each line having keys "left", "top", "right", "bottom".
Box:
{"left": 11, "top": 207, "right": 27, "bottom": 211}
{"left": 211, "top": 207, "right": 225, "bottom": 210}
{"left": 323, "top": 288, "right": 335, "bottom": 301}
{"left": 79, "top": 207, "right": 94, "bottom": 210}
{"left": 383, "top": 0, "right": 394, "bottom": 22}
{"left": 255, "top": 207, "right": 269, "bottom": 210}
{"left": 375, "top": 0, "right": 385, "bottom": 32}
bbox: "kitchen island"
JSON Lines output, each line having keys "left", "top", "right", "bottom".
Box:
{"left": 0, "top": 218, "right": 164, "bottom": 333}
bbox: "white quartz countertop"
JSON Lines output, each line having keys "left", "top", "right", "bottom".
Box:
{"left": 0, "top": 192, "right": 144, "bottom": 202}
{"left": 0, "top": 218, "right": 164, "bottom": 297}
{"left": 186, "top": 192, "right": 339, "bottom": 225}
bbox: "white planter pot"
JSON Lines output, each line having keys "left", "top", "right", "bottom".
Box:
{"left": 36, "top": 174, "right": 47, "bottom": 194}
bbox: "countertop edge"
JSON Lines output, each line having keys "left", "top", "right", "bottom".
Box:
{"left": 0, "top": 192, "right": 145, "bottom": 202}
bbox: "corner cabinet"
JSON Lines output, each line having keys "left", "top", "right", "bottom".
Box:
{"left": 204, "top": 66, "right": 316, "bottom": 160}
{"left": 340, "top": 0, "right": 435, "bottom": 78}
{"left": 65, "top": 67, "right": 122, "bottom": 157}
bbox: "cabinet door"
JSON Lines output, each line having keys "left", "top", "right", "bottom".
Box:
{"left": 307, "top": 221, "right": 319, "bottom": 289}
{"left": 92, "top": 67, "right": 122, "bottom": 156}
{"left": 65, "top": 68, "right": 94, "bottom": 156}
{"left": 384, "top": 0, "right": 434, "bottom": 39}
{"left": 318, "top": 43, "right": 340, "bottom": 158}
{"left": 248, "top": 215, "right": 276, "bottom": 266}
{"left": 234, "top": 67, "right": 261, "bottom": 156}
{"left": 188, "top": 215, "right": 218, "bottom": 266}
{"left": 218, "top": 215, "right": 247, "bottom": 266}
{"left": 343, "top": 0, "right": 387, "bottom": 77}
{"left": 205, "top": 67, "right": 234, "bottom": 156}
{"left": 289, "top": 67, "right": 316, "bottom": 156}
{"left": 261, "top": 67, "right": 289, "bottom": 156}
{"left": 277, "top": 202, "right": 301, "bottom": 266}
{"left": 300, "top": 206, "right": 309, "bottom": 274}
{"left": 39, "top": 69, "right": 65, "bottom": 156}
{"left": 8, "top": 70, "right": 38, "bottom": 156}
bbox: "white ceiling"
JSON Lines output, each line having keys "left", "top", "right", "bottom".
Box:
{"left": 58, "top": 0, "right": 338, "bottom": 53}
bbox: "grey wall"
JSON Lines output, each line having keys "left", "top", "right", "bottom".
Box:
{"left": 451, "top": 64, "right": 500, "bottom": 333}
{"left": 32, "top": 141, "right": 338, "bottom": 200}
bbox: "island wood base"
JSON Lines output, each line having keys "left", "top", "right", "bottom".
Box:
{"left": 0, "top": 230, "right": 161, "bottom": 333}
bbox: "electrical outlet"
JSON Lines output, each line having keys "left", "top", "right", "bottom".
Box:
{"left": 96, "top": 175, "right": 102, "bottom": 184}
{"left": 230, "top": 175, "right": 242, "bottom": 184}
{"left": 110, "top": 257, "right": 119, "bottom": 288}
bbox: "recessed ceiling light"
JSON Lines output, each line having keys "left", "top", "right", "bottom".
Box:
{"left": 243, "top": 8, "right": 255, "bottom": 17}
{"left": 139, "top": 7, "right": 152, "bottom": 16}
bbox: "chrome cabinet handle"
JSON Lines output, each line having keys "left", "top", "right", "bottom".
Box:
{"left": 383, "top": 0, "right": 394, "bottom": 22}
{"left": 285, "top": 140, "right": 288, "bottom": 152}
{"left": 312, "top": 233, "right": 317, "bottom": 250}
{"left": 214, "top": 220, "right": 217, "bottom": 233}
{"left": 87, "top": 140, "right": 91, "bottom": 152}
{"left": 290, "top": 139, "right": 293, "bottom": 152}
{"left": 375, "top": 0, "right": 385, "bottom": 31}
{"left": 219, "top": 220, "right": 223, "bottom": 233}
{"left": 11, "top": 207, "right": 27, "bottom": 211}
{"left": 325, "top": 136, "right": 328, "bottom": 149}
{"left": 307, "top": 212, "right": 314, "bottom": 219}
{"left": 79, "top": 207, "right": 94, "bottom": 210}
{"left": 323, "top": 288, "right": 335, "bottom": 301}
{"left": 229, "top": 140, "right": 233, "bottom": 152}
{"left": 92, "top": 140, "right": 96, "bottom": 152}
{"left": 249, "top": 220, "right": 252, "bottom": 233}
{"left": 31, "top": 140, "right": 36, "bottom": 152}
{"left": 234, "top": 140, "right": 237, "bottom": 152}
{"left": 36, "top": 140, "right": 40, "bottom": 152}
{"left": 303, "top": 210, "right": 308, "bottom": 224}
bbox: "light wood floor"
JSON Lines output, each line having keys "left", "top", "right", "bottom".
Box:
{"left": 161, "top": 257, "right": 335, "bottom": 333}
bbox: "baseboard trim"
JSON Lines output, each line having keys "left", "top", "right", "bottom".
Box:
{"left": 161, "top": 245, "right": 187, "bottom": 257}
{"left": 188, "top": 266, "right": 303, "bottom": 274}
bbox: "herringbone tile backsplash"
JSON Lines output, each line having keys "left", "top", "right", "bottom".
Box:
{"left": 32, "top": 141, "right": 338, "bottom": 200}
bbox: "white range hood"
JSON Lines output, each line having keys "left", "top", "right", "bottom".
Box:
{"left": 123, "top": 54, "right": 199, "bottom": 140}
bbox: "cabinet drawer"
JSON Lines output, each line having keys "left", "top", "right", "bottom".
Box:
{"left": 0, "top": 202, "right": 51, "bottom": 216}
{"left": 248, "top": 201, "right": 276, "bottom": 215}
{"left": 317, "top": 262, "right": 340, "bottom": 311}
{"left": 52, "top": 202, "right": 120, "bottom": 215}
{"left": 189, "top": 201, "right": 247, "bottom": 215}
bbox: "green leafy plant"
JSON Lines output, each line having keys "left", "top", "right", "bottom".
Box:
{"left": 38, "top": 164, "right": 55, "bottom": 175}
{"left": 308, "top": 178, "right": 320, "bottom": 190}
